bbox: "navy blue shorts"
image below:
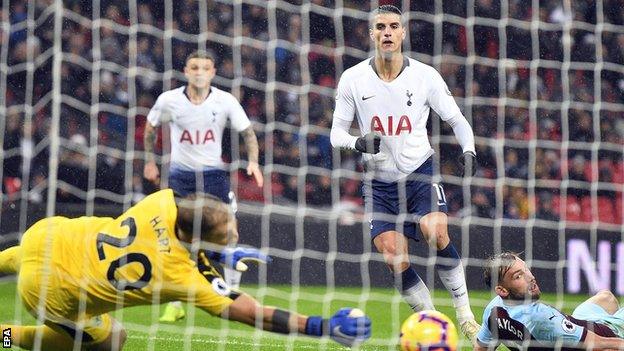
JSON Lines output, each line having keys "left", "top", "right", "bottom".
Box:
{"left": 168, "top": 168, "right": 230, "bottom": 203}
{"left": 364, "top": 157, "right": 448, "bottom": 240}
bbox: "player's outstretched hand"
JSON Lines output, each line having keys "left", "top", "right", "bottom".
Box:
{"left": 246, "top": 162, "right": 264, "bottom": 187}
{"left": 354, "top": 133, "right": 381, "bottom": 154}
{"left": 459, "top": 151, "right": 477, "bottom": 177}
{"left": 206, "top": 247, "right": 272, "bottom": 272}
{"left": 328, "top": 308, "right": 372, "bottom": 347}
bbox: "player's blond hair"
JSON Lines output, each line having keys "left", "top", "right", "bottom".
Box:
{"left": 483, "top": 251, "right": 522, "bottom": 288}
{"left": 175, "top": 193, "right": 233, "bottom": 244}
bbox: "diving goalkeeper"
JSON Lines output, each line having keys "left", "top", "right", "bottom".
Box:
{"left": 0, "top": 189, "right": 371, "bottom": 350}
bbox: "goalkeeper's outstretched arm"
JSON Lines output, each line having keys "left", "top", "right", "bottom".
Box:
{"left": 221, "top": 294, "right": 372, "bottom": 347}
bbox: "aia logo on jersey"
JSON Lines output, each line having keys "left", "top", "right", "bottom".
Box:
{"left": 370, "top": 115, "right": 412, "bottom": 136}
{"left": 179, "top": 129, "right": 215, "bottom": 144}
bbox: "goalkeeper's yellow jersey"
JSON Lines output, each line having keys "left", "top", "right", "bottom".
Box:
{"left": 18, "top": 189, "right": 234, "bottom": 322}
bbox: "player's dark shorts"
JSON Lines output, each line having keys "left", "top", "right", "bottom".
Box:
{"left": 168, "top": 168, "right": 230, "bottom": 203}
{"left": 363, "top": 157, "right": 448, "bottom": 240}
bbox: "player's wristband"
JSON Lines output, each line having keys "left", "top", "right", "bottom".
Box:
{"left": 304, "top": 316, "right": 328, "bottom": 336}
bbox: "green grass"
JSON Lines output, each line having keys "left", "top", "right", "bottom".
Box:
{"left": 0, "top": 278, "right": 590, "bottom": 350}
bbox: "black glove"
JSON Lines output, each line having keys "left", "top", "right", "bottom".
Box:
{"left": 354, "top": 133, "right": 381, "bottom": 154}
{"left": 460, "top": 151, "right": 477, "bottom": 177}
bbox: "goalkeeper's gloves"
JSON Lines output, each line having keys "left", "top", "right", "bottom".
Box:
{"left": 354, "top": 133, "right": 381, "bottom": 154}
{"left": 459, "top": 151, "right": 477, "bottom": 177}
{"left": 205, "top": 246, "right": 272, "bottom": 272}
{"left": 305, "top": 308, "right": 372, "bottom": 347}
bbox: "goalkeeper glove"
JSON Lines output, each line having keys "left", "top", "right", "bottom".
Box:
{"left": 305, "top": 308, "right": 372, "bottom": 347}
{"left": 205, "top": 246, "right": 272, "bottom": 272}
{"left": 459, "top": 151, "right": 477, "bottom": 177}
{"left": 354, "top": 133, "right": 381, "bottom": 154}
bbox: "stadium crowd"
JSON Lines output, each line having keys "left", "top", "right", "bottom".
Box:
{"left": 2, "top": 0, "right": 623, "bottom": 224}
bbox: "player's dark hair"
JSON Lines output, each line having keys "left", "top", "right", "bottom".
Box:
{"left": 483, "top": 251, "right": 522, "bottom": 288}
{"left": 175, "top": 193, "right": 233, "bottom": 244}
{"left": 185, "top": 50, "right": 215, "bottom": 65}
{"left": 369, "top": 5, "right": 403, "bottom": 28}
{"left": 375, "top": 4, "right": 402, "bottom": 16}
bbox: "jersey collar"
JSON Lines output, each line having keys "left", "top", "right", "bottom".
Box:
{"left": 369, "top": 56, "right": 409, "bottom": 80}
{"left": 183, "top": 86, "right": 212, "bottom": 104}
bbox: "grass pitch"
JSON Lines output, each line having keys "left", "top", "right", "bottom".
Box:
{"left": 0, "top": 278, "right": 589, "bottom": 350}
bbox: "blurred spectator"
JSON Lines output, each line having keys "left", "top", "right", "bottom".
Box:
{"left": 57, "top": 134, "right": 89, "bottom": 203}
{"left": 471, "top": 189, "right": 495, "bottom": 219}
{"left": 568, "top": 154, "right": 591, "bottom": 198}
{"left": 307, "top": 175, "right": 332, "bottom": 207}
{"left": 536, "top": 192, "right": 559, "bottom": 221}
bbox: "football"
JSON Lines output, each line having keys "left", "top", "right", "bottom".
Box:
{"left": 399, "top": 310, "right": 459, "bottom": 351}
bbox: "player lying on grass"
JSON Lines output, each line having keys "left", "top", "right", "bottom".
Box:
{"left": 0, "top": 189, "right": 371, "bottom": 350}
{"left": 475, "top": 251, "right": 624, "bottom": 350}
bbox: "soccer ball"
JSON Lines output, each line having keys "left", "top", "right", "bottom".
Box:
{"left": 399, "top": 310, "right": 458, "bottom": 351}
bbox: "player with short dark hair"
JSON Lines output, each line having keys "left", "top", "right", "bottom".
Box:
{"left": 143, "top": 50, "right": 264, "bottom": 321}
{"left": 330, "top": 4, "right": 480, "bottom": 340}
{"left": 0, "top": 189, "right": 371, "bottom": 350}
{"left": 476, "top": 252, "right": 624, "bottom": 350}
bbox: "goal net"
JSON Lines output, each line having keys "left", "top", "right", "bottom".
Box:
{"left": 1, "top": 0, "right": 623, "bottom": 350}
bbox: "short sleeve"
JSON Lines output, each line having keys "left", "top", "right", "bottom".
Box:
{"left": 477, "top": 308, "right": 496, "bottom": 346}
{"left": 534, "top": 314, "right": 585, "bottom": 343}
{"left": 227, "top": 95, "right": 251, "bottom": 132}
{"left": 146, "top": 93, "right": 171, "bottom": 127}
{"left": 427, "top": 68, "right": 462, "bottom": 121}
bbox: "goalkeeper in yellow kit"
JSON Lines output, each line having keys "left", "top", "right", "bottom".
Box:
{"left": 0, "top": 189, "right": 371, "bottom": 350}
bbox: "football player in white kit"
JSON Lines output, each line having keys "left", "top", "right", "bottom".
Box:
{"left": 143, "top": 51, "right": 267, "bottom": 322}
{"left": 330, "top": 5, "right": 481, "bottom": 340}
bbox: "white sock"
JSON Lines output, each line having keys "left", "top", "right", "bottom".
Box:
{"left": 224, "top": 266, "right": 242, "bottom": 289}
{"left": 436, "top": 264, "right": 474, "bottom": 321}
{"left": 169, "top": 301, "right": 183, "bottom": 309}
{"left": 401, "top": 280, "right": 435, "bottom": 312}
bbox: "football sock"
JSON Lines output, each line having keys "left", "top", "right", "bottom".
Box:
{"left": 169, "top": 301, "right": 183, "bottom": 309}
{"left": 435, "top": 243, "right": 473, "bottom": 318}
{"left": 0, "top": 246, "right": 21, "bottom": 274}
{"left": 224, "top": 266, "right": 242, "bottom": 289}
{"left": 1, "top": 324, "right": 74, "bottom": 351}
{"left": 395, "top": 266, "right": 435, "bottom": 311}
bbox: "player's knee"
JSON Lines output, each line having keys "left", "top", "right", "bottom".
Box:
{"left": 422, "top": 227, "right": 448, "bottom": 247}
{"left": 379, "top": 245, "right": 409, "bottom": 271}
{"left": 594, "top": 290, "right": 618, "bottom": 306}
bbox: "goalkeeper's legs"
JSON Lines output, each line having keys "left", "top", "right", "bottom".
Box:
{"left": 420, "top": 211, "right": 480, "bottom": 340}
{"left": 0, "top": 245, "right": 22, "bottom": 274}
{"left": 373, "top": 231, "right": 435, "bottom": 312}
{"left": 0, "top": 324, "right": 74, "bottom": 351}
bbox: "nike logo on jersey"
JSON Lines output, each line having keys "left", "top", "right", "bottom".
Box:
{"left": 362, "top": 95, "right": 375, "bottom": 101}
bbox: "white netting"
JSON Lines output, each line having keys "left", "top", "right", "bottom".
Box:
{"left": 1, "top": 0, "right": 623, "bottom": 350}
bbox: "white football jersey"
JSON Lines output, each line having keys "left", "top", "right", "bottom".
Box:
{"left": 147, "top": 86, "right": 251, "bottom": 171}
{"left": 334, "top": 57, "right": 464, "bottom": 181}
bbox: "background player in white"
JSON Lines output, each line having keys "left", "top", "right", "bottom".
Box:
{"left": 330, "top": 5, "right": 480, "bottom": 340}
{"left": 143, "top": 51, "right": 265, "bottom": 322}
{"left": 477, "top": 252, "right": 624, "bottom": 350}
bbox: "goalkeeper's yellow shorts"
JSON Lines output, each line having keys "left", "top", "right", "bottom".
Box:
{"left": 17, "top": 217, "right": 113, "bottom": 345}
